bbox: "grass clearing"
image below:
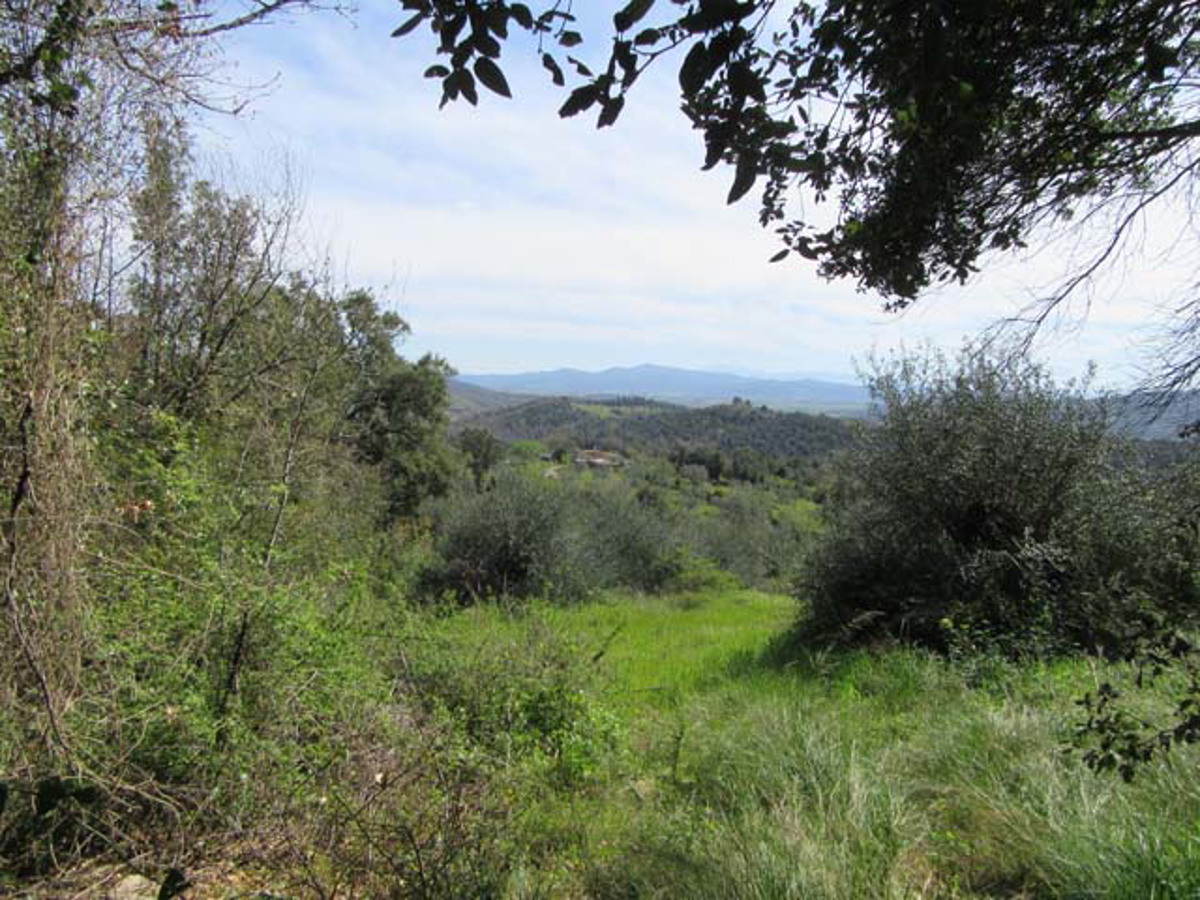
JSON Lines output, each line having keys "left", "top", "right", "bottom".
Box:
{"left": 422, "top": 589, "right": 1200, "bottom": 898}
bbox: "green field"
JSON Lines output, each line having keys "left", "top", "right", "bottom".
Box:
{"left": 422, "top": 589, "right": 1200, "bottom": 899}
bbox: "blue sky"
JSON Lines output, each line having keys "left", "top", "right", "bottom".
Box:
{"left": 196, "top": 5, "right": 1193, "bottom": 385}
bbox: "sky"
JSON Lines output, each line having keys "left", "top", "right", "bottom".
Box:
{"left": 195, "top": 4, "right": 1197, "bottom": 385}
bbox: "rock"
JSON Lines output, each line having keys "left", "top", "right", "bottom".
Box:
{"left": 108, "top": 874, "right": 158, "bottom": 899}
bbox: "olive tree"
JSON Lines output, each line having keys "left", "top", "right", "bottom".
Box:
{"left": 802, "top": 347, "right": 1200, "bottom": 657}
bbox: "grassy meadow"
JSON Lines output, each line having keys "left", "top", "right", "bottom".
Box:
{"left": 409, "top": 588, "right": 1200, "bottom": 899}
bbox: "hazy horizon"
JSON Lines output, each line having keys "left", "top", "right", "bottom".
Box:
{"left": 453, "top": 362, "right": 860, "bottom": 382}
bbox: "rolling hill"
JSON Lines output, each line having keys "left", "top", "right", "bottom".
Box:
{"left": 455, "top": 364, "right": 870, "bottom": 415}
{"left": 446, "top": 379, "right": 531, "bottom": 421}
{"left": 455, "top": 395, "right": 857, "bottom": 460}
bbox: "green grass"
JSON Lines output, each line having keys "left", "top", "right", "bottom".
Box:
{"left": 421, "top": 590, "right": 1200, "bottom": 899}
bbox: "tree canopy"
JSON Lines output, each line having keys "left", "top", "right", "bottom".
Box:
{"left": 392, "top": 1, "right": 1199, "bottom": 316}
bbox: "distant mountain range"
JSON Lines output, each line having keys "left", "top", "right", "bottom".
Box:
{"left": 448, "top": 366, "right": 1200, "bottom": 444}
{"left": 453, "top": 364, "right": 871, "bottom": 414}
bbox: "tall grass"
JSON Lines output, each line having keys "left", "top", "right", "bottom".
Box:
{"left": 432, "top": 591, "right": 1200, "bottom": 899}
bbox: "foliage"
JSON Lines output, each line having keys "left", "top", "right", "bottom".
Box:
{"left": 1, "top": 106, "right": 463, "bottom": 887}
{"left": 458, "top": 425, "right": 507, "bottom": 490}
{"left": 349, "top": 349, "right": 457, "bottom": 521}
{"left": 1076, "top": 628, "right": 1200, "bottom": 782}
{"left": 684, "top": 484, "right": 813, "bottom": 587}
{"left": 421, "top": 467, "right": 684, "bottom": 603}
{"left": 583, "top": 475, "right": 686, "bottom": 592}
{"left": 421, "top": 468, "right": 595, "bottom": 603}
{"left": 420, "top": 452, "right": 824, "bottom": 605}
{"left": 801, "top": 347, "right": 1200, "bottom": 656}
{"left": 402, "top": 613, "right": 622, "bottom": 787}
{"left": 1072, "top": 448, "right": 1200, "bottom": 777}
{"left": 459, "top": 395, "right": 854, "bottom": 467}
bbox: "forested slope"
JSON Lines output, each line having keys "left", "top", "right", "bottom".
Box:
{"left": 458, "top": 396, "right": 856, "bottom": 459}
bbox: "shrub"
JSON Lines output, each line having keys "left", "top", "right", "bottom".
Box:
{"left": 801, "top": 347, "right": 1200, "bottom": 657}
{"left": 401, "top": 617, "right": 621, "bottom": 787}
{"left": 584, "top": 478, "right": 683, "bottom": 592}
{"left": 664, "top": 550, "right": 741, "bottom": 597}
{"left": 687, "top": 487, "right": 811, "bottom": 589}
{"left": 421, "top": 469, "right": 598, "bottom": 603}
{"left": 421, "top": 469, "right": 684, "bottom": 603}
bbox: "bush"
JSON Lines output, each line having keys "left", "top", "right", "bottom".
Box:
{"left": 401, "top": 616, "right": 622, "bottom": 787}
{"left": 421, "top": 468, "right": 684, "bottom": 604}
{"left": 421, "top": 469, "right": 598, "bottom": 603}
{"left": 801, "top": 347, "right": 1200, "bottom": 657}
{"left": 584, "top": 478, "right": 683, "bottom": 592}
{"left": 685, "top": 487, "right": 811, "bottom": 589}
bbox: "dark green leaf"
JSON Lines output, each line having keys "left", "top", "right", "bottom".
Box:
{"left": 706, "top": 27, "right": 743, "bottom": 71}
{"left": 568, "top": 56, "right": 593, "bottom": 78}
{"left": 447, "top": 68, "right": 479, "bottom": 106}
{"left": 509, "top": 3, "right": 534, "bottom": 29}
{"left": 438, "top": 14, "right": 467, "bottom": 51}
{"left": 460, "top": 72, "right": 479, "bottom": 105}
{"left": 559, "top": 30, "right": 583, "bottom": 48}
{"left": 794, "top": 240, "right": 820, "bottom": 260}
{"left": 424, "top": 64, "right": 450, "bottom": 79}
{"left": 467, "top": 3, "right": 488, "bottom": 40}
{"left": 681, "top": 0, "right": 752, "bottom": 33}
{"left": 729, "top": 61, "right": 766, "bottom": 103}
{"left": 769, "top": 248, "right": 789, "bottom": 262}
{"left": 614, "top": 0, "right": 654, "bottom": 33}
{"left": 598, "top": 95, "right": 625, "bottom": 128}
{"left": 634, "top": 28, "right": 661, "bottom": 47}
{"left": 1144, "top": 42, "right": 1176, "bottom": 82}
{"left": 542, "top": 53, "right": 565, "bottom": 86}
{"left": 451, "top": 42, "right": 473, "bottom": 67}
{"left": 559, "top": 84, "right": 599, "bottom": 118}
{"left": 615, "top": 40, "right": 637, "bottom": 82}
{"left": 727, "top": 153, "right": 757, "bottom": 204}
{"left": 703, "top": 134, "right": 727, "bottom": 170}
{"left": 486, "top": 3, "right": 509, "bottom": 38}
{"left": 474, "top": 57, "right": 512, "bottom": 98}
{"left": 679, "top": 40, "right": 710, "bottom": 96}
{"left": 473, "top": 31, "right": 501, "bottom": 58}
{"left": 391, "top": 12, "right": 424, "bottom": 37}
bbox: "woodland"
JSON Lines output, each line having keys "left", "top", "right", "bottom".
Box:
{"left": 2, "top": 1, "right": 1200, "bottom": 897}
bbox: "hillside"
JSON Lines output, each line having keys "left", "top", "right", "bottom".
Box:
{"left": 456, "top": 395, "right": 857, "bottom": 459}
{"left": 451, "top": 384, "right": 1199, "bottom": 462}
{"left": 446, "top": 378, "right": 531, "bottom": 420}
{"left": 1110, "top": 390, "right": 1199, "bottom": 441}
{"left": 456, "top": 364, "right": 871, "bottom": 414}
